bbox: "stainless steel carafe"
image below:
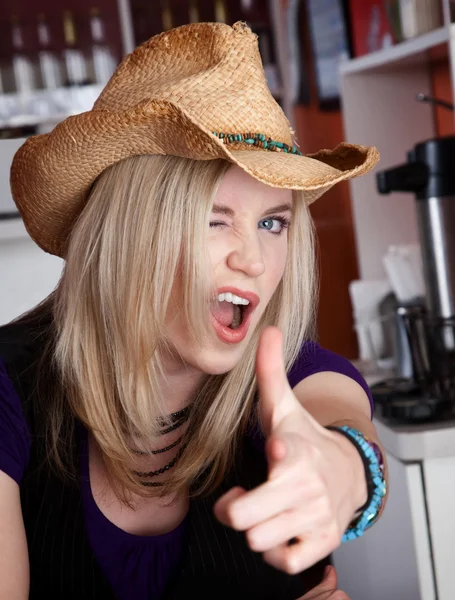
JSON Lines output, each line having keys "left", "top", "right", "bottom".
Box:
{"left": 377, "top": 135, "right": 455, "bottom": 352}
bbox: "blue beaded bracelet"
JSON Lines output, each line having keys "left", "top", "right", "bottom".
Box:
{"left": 327, "top": 425, "right": 387, "bottom": 543}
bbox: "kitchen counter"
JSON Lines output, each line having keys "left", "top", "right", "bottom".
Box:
{"left": 374, "top": 414, "right": 455, "bottom": 461}
{"left": 353, "top": 362, "right": 455, "bottom": 461}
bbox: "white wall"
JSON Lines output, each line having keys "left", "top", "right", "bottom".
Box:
{"left": 0, "top": 137, "right": 63, "bottom": 324}
{"left": 341, "top": 66, "right": 432, "bottom": 280}
{"left": 0, "top": 138, "right": 25, "bottom": 214}
{"left": 0, "top": 236, "right": 63, "bottom": 325}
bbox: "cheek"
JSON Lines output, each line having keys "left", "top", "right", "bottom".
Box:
{"left": 208, "top": 234, "right": 229, "bottom": 269}
{"left": 265, "top": 243, "right": 288, "bottom": 285}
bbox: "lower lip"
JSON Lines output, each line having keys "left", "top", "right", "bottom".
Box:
{"left": 210, "top": 309, "right": 253, "bottom": 344}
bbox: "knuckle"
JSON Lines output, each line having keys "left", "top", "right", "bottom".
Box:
{"left": 225, "top": 504, "right": 243, "bottom": 529}
{"left": 282, "top": 555, "right": 303, "bottom": 575}
{"left": 314, "top": 494, "right": 334, "bottom": 522}
{"left": 245, "top": 529, "right": 263, "bottom": 552}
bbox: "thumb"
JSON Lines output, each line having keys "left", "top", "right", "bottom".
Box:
{"left": 320, "top": 565, "right": 338, "bottom": 590}
{"left": 256, "top": 326, "right": 291, "bottom": 434}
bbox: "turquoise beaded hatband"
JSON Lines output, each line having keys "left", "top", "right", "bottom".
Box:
{"left": 212, "top": 131, "right": 303, "bottom": 155}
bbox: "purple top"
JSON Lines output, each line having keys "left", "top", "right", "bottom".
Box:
{"left": 0, "top": 341, "right": 372, "bottom": 600}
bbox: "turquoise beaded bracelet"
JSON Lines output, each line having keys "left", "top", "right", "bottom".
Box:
{"left": 327, "top": 425, "right": 387, "bottom": 543}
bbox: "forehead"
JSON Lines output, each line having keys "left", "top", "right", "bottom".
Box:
{"left": 214, "top": 165, "right": 292, "bottom": 210}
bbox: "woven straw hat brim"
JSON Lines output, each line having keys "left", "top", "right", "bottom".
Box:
{"left": 10, "top": 98, "right": 379, "bottom": 257}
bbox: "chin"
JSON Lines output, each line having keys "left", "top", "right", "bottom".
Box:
{"left": 190, "top": 350, "right": 244, "bottom": 375}
{"left": 166, "top": 314, "right": 260, "bottom": 376}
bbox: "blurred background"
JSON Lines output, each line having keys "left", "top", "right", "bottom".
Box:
{"left": 2, "top": 2, "right": 455, "bottom": 599}
{"left": 0, "top": 0, "right": 451, "bottom": 359}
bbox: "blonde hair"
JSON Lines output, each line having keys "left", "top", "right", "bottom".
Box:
{"left": 51, "top": 154, "right": 317, "bottom": 497}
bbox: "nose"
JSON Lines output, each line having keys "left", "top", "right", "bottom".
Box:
{"left": 227, "top": 232, "right": 266, "bottom": 278}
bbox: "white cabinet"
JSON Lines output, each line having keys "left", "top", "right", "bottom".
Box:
{"left": 423, "top": 455, "right": 455, "bottom": 599}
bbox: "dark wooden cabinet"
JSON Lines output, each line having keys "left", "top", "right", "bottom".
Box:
{"left": 0, "top": 0, "right": 278, "bottom": 92}
{"left": 0, "top": 0, "right": 123, "bottom": 66}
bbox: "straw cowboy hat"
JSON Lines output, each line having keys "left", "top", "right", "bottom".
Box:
{"left": 10, "top": 20, "right": 379, "bottom": 257}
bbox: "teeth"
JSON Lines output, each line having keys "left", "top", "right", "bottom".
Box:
{"left": 217, "top": 292, "right": 250, "bottom": 305}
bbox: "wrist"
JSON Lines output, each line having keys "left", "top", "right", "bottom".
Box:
{"left": 327, "top": 425, "right": 387, "bottom": 542}
{"left": 332, "top": 430, "right": 368, "bottom": 513}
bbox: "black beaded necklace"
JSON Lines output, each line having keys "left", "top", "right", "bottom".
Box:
{"left": 160, "top": 417, "right": 187, "bottom": 436}
{"left": 133, "top": 444, "right": 186, "bottom": 479}
{"left": 156, "top": 406, "right": 190, "bottom": 427}
{"left": 130, "top": 407, "right": 190, "bottom": 485}
{"left": 131, "top": 406, "right": 190, "bottom": 455}
{"left": 132, "top": 436, "right": 182, "bottom": 456}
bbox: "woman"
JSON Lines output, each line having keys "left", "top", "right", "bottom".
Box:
{"left": 0, "top": 21, "right": 386, "bottom": 600}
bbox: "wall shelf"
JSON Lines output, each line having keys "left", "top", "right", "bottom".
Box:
{"left": 341, "top": 25, "right": 451, "bottom": 75}
{"left": 340, "top": 0, "right": 455, "bottom": 282}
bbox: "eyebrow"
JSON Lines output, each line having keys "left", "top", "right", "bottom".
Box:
{"left": 211, "top": 202, "right": 293, "bottom": 217}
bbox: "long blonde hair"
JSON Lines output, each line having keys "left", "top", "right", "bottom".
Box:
{"left": 50, "top": 154, "right": 317, "bottom": 497}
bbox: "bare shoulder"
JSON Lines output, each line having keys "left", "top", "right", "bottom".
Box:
{"left": 0, "top": 470, "right": 29, "bottom": 600}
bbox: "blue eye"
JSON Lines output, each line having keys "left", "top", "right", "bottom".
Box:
{"left": 258, "top": 216, "right": 290, "bottom": 235}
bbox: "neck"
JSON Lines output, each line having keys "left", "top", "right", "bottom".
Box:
{"left": 156, "top": 346, "right": 207, "bottom": 414}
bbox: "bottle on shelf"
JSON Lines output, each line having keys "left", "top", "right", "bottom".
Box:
{"left": 62, "top": 10, "right": 88, "bottom": 86}
{"left": 0, "top": 28, "right": 14, "bottom": 131}
{"left": 241, "top": 0, "right": 253, "bottom": 11}
{"left": 37, "top": 13, "right": 64, "bottom": 89}
{"left": 88, "top": 7, "right": 117, "bottom": 85}
{"left": 10, "top": 14, "right": 39, "bottom": 93}
{"left": 161, "top": 0, "right": 173, "bottom": 31}
{"left": 398, "top": 0, "right": 442, "bottom": 39}
{"left": 0, "top": 18, "right": 15, "bottom": 94}
{"left": 188, "top": 0, "right": 199, "bottom": 24}
{"left": 215, "top": 0, "right": 227, "bottom": 23}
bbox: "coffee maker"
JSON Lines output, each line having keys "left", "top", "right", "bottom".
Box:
{"left": 374, "top": 135, "right": 455, "bottom": 423}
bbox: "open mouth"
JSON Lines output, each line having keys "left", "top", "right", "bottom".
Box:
{"left": 212, "top": 292, "right": 252, "bottom": 329}
{"left": 210, "top": 289, "right": 260, "bottom": 344}
{"left": 230, "top": 303, "right": 244, "bottom": 329}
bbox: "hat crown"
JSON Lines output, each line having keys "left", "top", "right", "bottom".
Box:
{"left": 94, "top": 21, "right": 293, "bottom": 144}
{"left": 10, "top": 21, "right": 378, "bottom": 258}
